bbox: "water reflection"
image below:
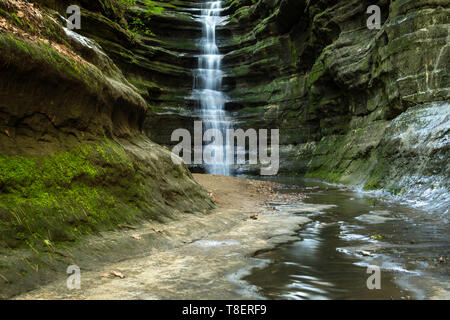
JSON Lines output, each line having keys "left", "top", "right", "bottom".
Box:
{"left": 243, "top": 177, "right": 449, "bottom": 300}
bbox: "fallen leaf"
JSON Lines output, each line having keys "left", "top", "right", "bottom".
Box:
{"left": 110, "top": 270, "right": 125, "bottom": 279}
{"left": 117, "top": 224, "right": 137, "bottom": 230}
{"left": 151, "top": 227, "right": 164, "bottom": 234}
{"left": 131, "top": 234, "right": 142, "bottom": 240}
{"left": 357, "top": 250, "right": 373, "bottom": 257}
{"left": 0, "top": 272, "right": 9, "bottom": 283}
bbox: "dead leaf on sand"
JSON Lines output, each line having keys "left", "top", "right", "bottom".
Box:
{"left": 117, "top": 224, "right": 137, "bottom": 230}
{"left": 110, "top": 270, "right": 125, "bottom": 279}
{"left": 151, "top": 227, "right": 164, "bottom": 234}
{"left": 131, "top": 234, "right": 142, "bottom": 240}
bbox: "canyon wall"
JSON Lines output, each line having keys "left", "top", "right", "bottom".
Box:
{"left": 0, "top": 0, "right": 213, "bottom": 297}
{"left": 138, "top": 0, "right": 449, "bottom": 209}
{"left": 98, "top": 0, "right": 448, "bottom": 208}
{"left": 220, "top": 0, "right": 449, "bottom": 209}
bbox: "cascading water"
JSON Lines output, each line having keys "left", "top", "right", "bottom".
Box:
{"left": 193, "top": 1, "right": 231, "bottom": 175}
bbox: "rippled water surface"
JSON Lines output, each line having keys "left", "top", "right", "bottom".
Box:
{"left": 244, "top": 177, "right": 449, "bottom": 300}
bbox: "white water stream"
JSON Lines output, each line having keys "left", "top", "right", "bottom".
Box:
{"left": 193, "top": 1, "right": 231, "bottom": 175}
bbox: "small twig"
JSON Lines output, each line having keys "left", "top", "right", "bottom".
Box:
{"left": 117, "top": 224, "right": 137, "bottom": 230}
{"left": 0, "top": 272, "right": 9, "bottom": 283}
{"left": 22, "top": 258, "right": 38, "bottom": 272}
{"left": 54, "top": 251, "right": 70, "bottom": 258}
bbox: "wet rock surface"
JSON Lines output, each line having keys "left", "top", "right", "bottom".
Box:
{"left": 219, "top": 0, "right": 449, "bottom": 204}
{"left": 244, "top": 177, "right": 449, "bottom": 300}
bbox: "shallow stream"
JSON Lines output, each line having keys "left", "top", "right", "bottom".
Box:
{"left": 243, "top": 177, "right": 449, "bottom": 300}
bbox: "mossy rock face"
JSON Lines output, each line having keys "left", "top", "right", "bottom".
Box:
{"left": 0, "top": 137, "right": 212, "bottom": 249}
{"left": 0, "top": 136, "right": 214, "bottom": 297}
{"left": 0, "top": 3, "right": 147, "bottom": 154}
{"left": 217, "top": 0, "right": 449, "bottom": 190}
{"left": 0, "top": 0, "right": 214, "bottom": 297}
{"left": 1, "top": 0, "right": 448, "bottom": 194}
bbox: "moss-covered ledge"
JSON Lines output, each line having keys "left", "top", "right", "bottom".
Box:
{"left": 0, "top": 137, "right": 213, "bottom": 250}
{"left": 0, "top": 136, "right": 214, "bottom": 298}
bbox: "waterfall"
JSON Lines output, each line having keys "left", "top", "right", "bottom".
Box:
{"left": 194, "top": 0, "right": 231, "bottom": 176}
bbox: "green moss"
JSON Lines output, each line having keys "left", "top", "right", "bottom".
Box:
{"left": 363, "top": 158, "right": 387, "bottom": 191}
{"left": 118, "top": 0, "right": 168, "bottom": 35}
{"left": 0, "top": 140, "right": 160, "bottom": 250}
{"left": 305, "top": 167, "right": 343, "bottom": 183}
{"left": 0, "top": 33, "right": 106, "bottom": 95}
{"left": 0, "top": 8, "right": 8, "bottom": 17}
{"left": 11, "top": 13, "right": 23, "bottom": 26}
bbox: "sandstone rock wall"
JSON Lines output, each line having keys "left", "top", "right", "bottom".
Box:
{"left": 0, "top": 1, "right": 213, "bottom": 297}
{"left": 114, "top": 0, "right": 448, "bottom": 206}
{"left": 221, "top": 0, "right": 449, "bottom": 205}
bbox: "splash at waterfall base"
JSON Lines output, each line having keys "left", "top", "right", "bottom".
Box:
{"left": 171, "top": 121, "right": 280, "bottom": 175}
